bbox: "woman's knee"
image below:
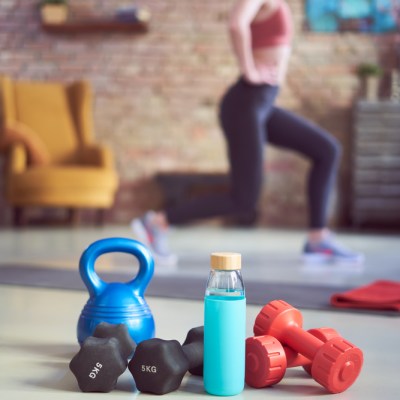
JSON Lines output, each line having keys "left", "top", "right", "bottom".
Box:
{"left": 311, "top": 130, "right": 342, "bottom": 168}
{"left": 326, "top": 135, "right": 342, "bottom": 166}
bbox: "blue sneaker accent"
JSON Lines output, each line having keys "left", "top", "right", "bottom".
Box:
{"left": 130, "top": 211, "right": 178, "bottom": 267}
{"left": 302, "top": 236, "right": 364, "bottom": 265}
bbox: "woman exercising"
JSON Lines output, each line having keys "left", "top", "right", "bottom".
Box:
{"left": 132, "top": 0, "right": 364, "bottom": 266}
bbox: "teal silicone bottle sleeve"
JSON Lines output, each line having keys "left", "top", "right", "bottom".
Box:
{"left": 204, "top": 295, "right": 246, "bottom": 396}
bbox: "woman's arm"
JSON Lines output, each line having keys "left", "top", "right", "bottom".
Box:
{"left": 228, "top": 0, "right": 277, "bottom": 83}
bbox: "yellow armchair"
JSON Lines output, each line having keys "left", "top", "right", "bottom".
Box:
{"left": 0, "top": 75, "right": 119, "bottom": 225}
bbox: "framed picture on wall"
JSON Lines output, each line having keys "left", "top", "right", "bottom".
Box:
{"left": 305, "top": 0, "right": 400, "bottom": 33}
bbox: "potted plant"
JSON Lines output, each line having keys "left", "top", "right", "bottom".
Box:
{"left": 39, "top": 0, "right": 68, "bottom": 25}
{"left": 357, "top": 63, "right": 384, "bottom": 101}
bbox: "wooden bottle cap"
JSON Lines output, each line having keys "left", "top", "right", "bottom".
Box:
{"left": 210, "top": 252, "right": 241, "bottom": 270}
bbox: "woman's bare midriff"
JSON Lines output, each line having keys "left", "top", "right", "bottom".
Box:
{"left": 253, "top": 45, "right": 291, "bottom": 85}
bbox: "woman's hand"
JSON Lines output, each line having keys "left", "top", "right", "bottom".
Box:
{"left": 244, "top": 67, "right": 277, "bottom": 85}
{"left": 243, "top": 70, "right": 264, "bottom": 85}
{"left": 243, "top": 69, "right": 265, "bottom": 85}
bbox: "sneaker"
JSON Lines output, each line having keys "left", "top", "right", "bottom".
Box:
{"left": 130, "top": 211, "right": 178, "bottom": 267}
{"left": 302, "top": 235, "right": 365, "bottom": 265}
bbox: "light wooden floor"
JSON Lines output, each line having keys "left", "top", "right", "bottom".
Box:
{"left": 0, "top": 225, "right": 399, "bottom": 399}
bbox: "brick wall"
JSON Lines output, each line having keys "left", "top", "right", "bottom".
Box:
{"left": 0, "top": 0, "right": 396, "bottom": 226}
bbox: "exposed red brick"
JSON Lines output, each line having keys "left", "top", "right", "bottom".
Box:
{"left": 0, "top": 0, "right": 394, "bottom": 227}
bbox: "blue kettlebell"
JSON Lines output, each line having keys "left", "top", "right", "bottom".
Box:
{"left": 77, "top": 237, "right": 155, "bottom": 345}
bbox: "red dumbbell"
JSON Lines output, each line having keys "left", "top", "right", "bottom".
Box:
{"left": 253, "top": 300, "right": 363, "bottom": 394}
{"left": 246, "top": 327, "right": 339, "bottom": 388}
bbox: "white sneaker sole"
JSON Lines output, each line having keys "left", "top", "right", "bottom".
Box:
{"left": 334, "top": 254, "right": 365, "bottom": 266}
{"left": 153, "top": 253, "right": 179, "bottom": 268}
{"left": 302, "top": 253, "right": 333, "bottom": 264}
{"left": 302, "top": 253, "right": 365, "bottom": 266}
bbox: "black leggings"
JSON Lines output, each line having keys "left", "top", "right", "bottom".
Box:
{"left": 166, "top": 78, "right": 341, "bottom": 229}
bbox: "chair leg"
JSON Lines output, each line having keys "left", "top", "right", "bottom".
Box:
{"left": 67, "top": 208, "right": 80, "bottom": 225}
{"left": 13, "top": 207, "right": 24, "bottom": 227}
{"left": 96, "top": 209, "right": 106, "bottom": 226}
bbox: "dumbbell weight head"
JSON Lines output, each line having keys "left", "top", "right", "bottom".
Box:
{"left": 129, "top": 338, "right": 189, "bottom": 395}
{"left": 128, "top": 326, "right": 204, "bottom": 395}
{"left": 246, "top": 335, "right": 287, "bottom": 388}
{"left": 254, "top": 300, "right": 303, "bottom": 339}
{"left": 92, "top": 321, "right": 136, "bottom": 359}
{"left": 311, "top": 337, "right": 363, "bottom": 394}
{"left": 302, "top": 328, "right": 339, "bottom": 375}
{"left": 69, "top": 322, "right": 135, "bottom": 392}
{"left": 182, "top": 326, "right": 204, "bottom": 376}
{"left": 70, "top": 336, "right": 126, "bottom": 392}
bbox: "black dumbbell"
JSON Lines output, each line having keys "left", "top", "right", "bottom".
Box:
{"left": 128, "top": 326, "right": 203, "bottom": 395}
{"left": 69, "top": 322, "right": 135, "bottom": 392}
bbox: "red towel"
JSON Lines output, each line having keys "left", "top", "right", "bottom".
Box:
{"left": 330, "top": 280, "right": 400, "bottom": 311}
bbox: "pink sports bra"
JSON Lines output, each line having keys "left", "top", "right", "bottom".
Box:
{"left": 250, "top": 0, "right": 293, "bottom": 49}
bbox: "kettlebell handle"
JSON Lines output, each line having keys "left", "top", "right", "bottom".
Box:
{"left": 79, "top": 237, "right": 154, "bottom": 297}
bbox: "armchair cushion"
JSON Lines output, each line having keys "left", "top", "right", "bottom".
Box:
{"left": 8, "top": 166, "right": 118, "bottom": 208}
{"left": 76, "top": 144, "right": 115, "bottom": 169}
{"left": 14, "top": 80, "right": 79, "bottom": 164}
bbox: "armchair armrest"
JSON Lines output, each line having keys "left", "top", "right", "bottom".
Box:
{"left": 7, "top": 142, "right": 28, "bottom": 174}
{"left": 0, "top": 121, "right": 49, "bottom": 166}
{"left": 78, "top": 144, "right": 115, "bottom": 169}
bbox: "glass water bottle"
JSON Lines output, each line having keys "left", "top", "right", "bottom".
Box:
{"left": 204, "top": 252, "right": 246, "bottom": 396}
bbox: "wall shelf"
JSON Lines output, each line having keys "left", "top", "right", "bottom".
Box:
{"left": 41, "top": 19, "right": 149, "bottom": 34}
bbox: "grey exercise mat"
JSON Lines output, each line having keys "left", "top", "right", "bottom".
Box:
{"left": 0, "top": 264, "right": 397, "bottom": 316}
{"left": 0, "top": 264, "right": 333, "bottom": 306}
